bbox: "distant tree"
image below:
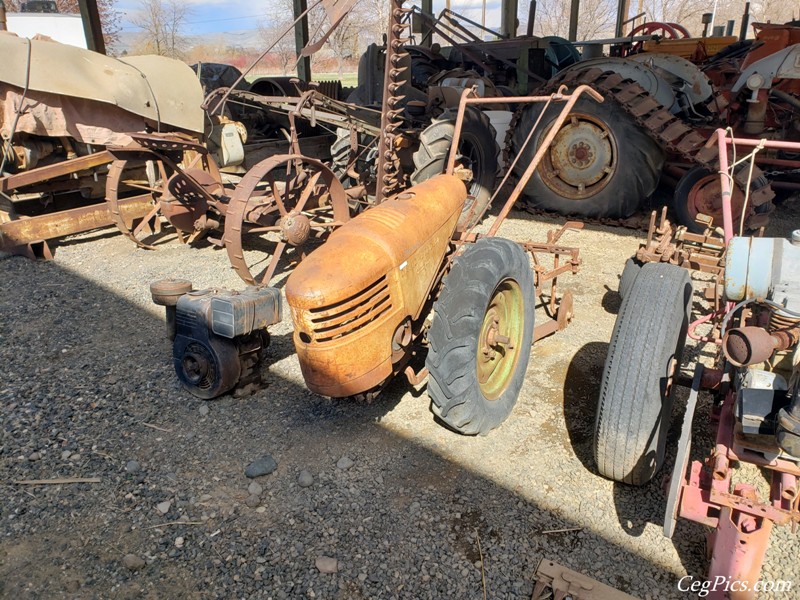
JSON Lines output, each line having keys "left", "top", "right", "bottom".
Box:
{"left": 258, "top": 19, "right": 299, "bottom": 75}
{"left": 130, "top": 0, "right": 191, "bottom": 59}
{"left": 5, "top": 0, "right": 122, "bottom": 52}
{"left": 533, "top": 0, "right": 616, "bottom": 40}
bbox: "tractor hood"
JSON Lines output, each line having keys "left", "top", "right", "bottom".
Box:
{"left": 0, "top": 32, "right": 204, "bottom": 134}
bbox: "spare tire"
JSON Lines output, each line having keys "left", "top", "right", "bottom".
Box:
{"left": 510, "top": 96, "right": 664, "bottom": 218}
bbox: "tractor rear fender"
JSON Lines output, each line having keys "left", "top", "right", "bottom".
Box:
{"left": 630, "top": 53, "right": 713, "bottom": 106}
{"left": 732, "top": 44, "right": 800, "bottom": 93}
{"left": 557, "top": 57, "right": 677, "bottom": 112}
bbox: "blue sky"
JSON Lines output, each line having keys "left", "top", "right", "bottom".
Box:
{"left": 116, "top": 0, "right": 505, "bottom": 36}
{"left": 117, "top": 0, "right": 275, "bottom": 35}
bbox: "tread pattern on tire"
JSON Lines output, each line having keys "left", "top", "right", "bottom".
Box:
{"left": 594, "top": 262, "right": 692, "bottom": 485}
{"left": 411, "top": 107, "right": 499, "bottom": 229}
{"left": 510, "top": 96, "right": 664, "bottom": 219}
{"left": 426, "top": 238, "right": 534, "bottom": 435}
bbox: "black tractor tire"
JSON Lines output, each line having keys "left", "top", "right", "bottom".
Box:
{"left": 510, "top": 95, "right": 664, "bottom": 219}
{"left": 594, "top": 262, "right": 693, "bottom": 485}
{"left": 618, "top": 257, "right": 643, "bottom": 300}
{"left": 426, "top": 237, "right": 535, "bottom": 435}
{"left": 411, "top": 107, "right": 499, "bottom": 229}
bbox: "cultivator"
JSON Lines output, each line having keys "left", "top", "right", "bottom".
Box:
{"left": 597, "top": 129, "right": 800, "bottom": 599}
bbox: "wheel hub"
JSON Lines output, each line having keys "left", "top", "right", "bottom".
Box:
{"left": 542, "top": 114, "right": 616, "bottom": 199}
{"left": 476, "top": 280, "right": 524, "bottom": 400}
{"left": 280, "top": 213, "right": 311, "bottom": 246}
{"left": 686, "top": 173, "right": 745, "bottom": 224}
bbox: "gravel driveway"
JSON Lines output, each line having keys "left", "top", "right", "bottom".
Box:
{"left": 2, "top": 202, "right": 799, "bottom": 599}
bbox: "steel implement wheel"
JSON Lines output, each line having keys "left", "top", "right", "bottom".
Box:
{"left": 411, "top": 107, "right": 499, "bottom": 229}
{"left": 673, "top": 165, "right": 747, "bottom": 233}
{"left": 426, "top": 237, "right": 535, "bottom": 435}
{"left": 106, "top": 158, "right": 172, "bottom": 249}
{"left": 106, "top": 153, "right": 222, "bottom": 248}
{"left": 511, "top": 96, "right": 664, "bottom": 219}
{"left": 222, "top": 154, "right": 350, "bottom": 285}
{"left": 594, "top": 263, "right": 693, "bottom": 485}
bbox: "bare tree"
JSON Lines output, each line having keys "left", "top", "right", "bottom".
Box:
{"left": 533, "top": 0, "right": 616, "bottom": 40}
{"left": 326, "top": 7, "right": 367, "bottom": 75}
{"left": 258, "top": 19, "right": 299, "bottom": 75}
{"left": 130, "top": 0, "right": 191, "bottom": 59}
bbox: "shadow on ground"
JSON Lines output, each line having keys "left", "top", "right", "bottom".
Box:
{"left": 0, "top": 253, "right": 703, "bottom": 599}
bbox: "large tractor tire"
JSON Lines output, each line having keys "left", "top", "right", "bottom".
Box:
{"left": 411, "top": 107, "right": 499, "bottom": 229}
{"left": 510, "top": 96, "right": 664, "bottom": 219}
{"left": 594, "top": 262, "right": 692, "bottom": 485}
{"left": 426, "top": 238, "right": 535, "bottom": 435}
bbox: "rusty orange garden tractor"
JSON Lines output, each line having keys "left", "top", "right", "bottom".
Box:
{"left": 283, "top": 85, "right": 600, "bottom": 434}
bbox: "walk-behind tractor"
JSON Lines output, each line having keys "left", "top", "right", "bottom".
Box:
{"left": 283, "top": 85, "right": 595, "bottom": 434}
{"left": 595, "top": 129, "right": 800, "bottom": 598}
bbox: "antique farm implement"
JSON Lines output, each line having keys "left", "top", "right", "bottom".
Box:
{"left": 595, "top": 129, "right": 800, "bottom": 598}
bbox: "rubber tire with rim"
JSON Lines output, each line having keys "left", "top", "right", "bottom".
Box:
{"left": 618, "top": 257, "right": 643, "bottom": 300}
{"left": 594, "top": 262, "right": 692, "bottom": 485}
{"left": 411, "top": 107, "right": 499, "bottom": 229}
{"left": 673, "top": 164, "right": 771, "bottom": 234}
{"left": 426, "top": 237, "right": 535, "bottom": 435}
{"left": 510, "top": 96, "right": 664, "bottom": 219}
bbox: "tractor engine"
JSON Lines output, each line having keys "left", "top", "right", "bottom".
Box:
{"left": 722, "top": 234, "right": 800, "bottom": 457}
{"left": 285, "top": 174, "right": 467, "bottom": 398}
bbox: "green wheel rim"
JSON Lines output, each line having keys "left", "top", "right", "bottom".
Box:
{"left": 477, "top": 279, "right": 524, "bottom": 400}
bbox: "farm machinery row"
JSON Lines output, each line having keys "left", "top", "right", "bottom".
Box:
{"left": 3, "top": 9, "right": 800, "bottom": 265}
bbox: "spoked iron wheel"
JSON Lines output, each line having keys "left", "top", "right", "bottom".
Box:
{"left": 223, "top": 154, "right": 351, "bottom": 285}
{"left": 105, "top": 152, "right": 222, "bottom": 249}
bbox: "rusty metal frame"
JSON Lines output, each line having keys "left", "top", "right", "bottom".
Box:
{"left": 650, "top": 129, "right": 800, "bottom": 596}
{"left": 444, "top": 84, "right": 604, "bottom": 236}
{"left": 443, "top": 85, "right": 601, "bottom": 341}
{"left": 532, "top": 559, "right": 639, "bottom": 600}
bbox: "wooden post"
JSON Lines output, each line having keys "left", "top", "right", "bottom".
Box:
{"left": 614, "top": 0, "right": 630, "bottom": 38}
{"left": 500, "top": 0, "right": 518, "bottom": 38}
{"left": 77, "top": 0, "right": 106, "bottom": 54}
{"left": 421, "top": 0, "right": 433, "bottom": 47}
{"left": 568, "top": 0, "right": 579, "bottom": 41}
{"left": 293, "top": 0, "right": 311, "bottom": 82}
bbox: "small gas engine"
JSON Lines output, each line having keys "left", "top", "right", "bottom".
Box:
{"left": 722, "top": 234, "right": 800, "bottom": 458}
{"left": 150, "top": 279, "right": 281, "bottom": 399}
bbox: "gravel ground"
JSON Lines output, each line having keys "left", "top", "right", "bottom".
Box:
{"left": 2, "top": 199, "right": 800, "bottom": 600}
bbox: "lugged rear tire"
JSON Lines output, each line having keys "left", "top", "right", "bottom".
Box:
{"left": 426, "top": 238, "right": 535, "bottom": 435}
{"left": 411, "top": 107, "right": 499, "bottom": 229}
{"left": 510, "top": 95, "right": 664, "bottom": 218}
{"left": 594, "top": 262, "right": 692, "bottom": 485}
